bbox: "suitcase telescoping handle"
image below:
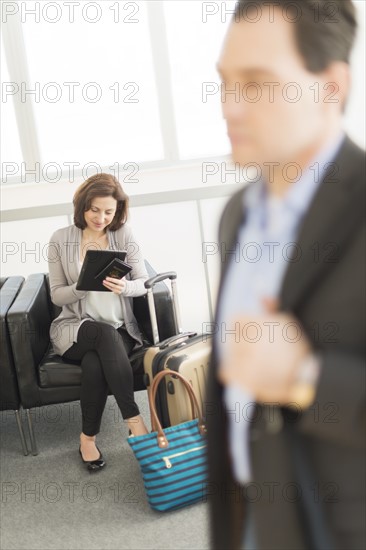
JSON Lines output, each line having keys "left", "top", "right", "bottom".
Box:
{"left": 144, "top": 272, "right": 183, "bottom": 345}
{"left": 158, "top": 332, "right": 197, "bottom": 349}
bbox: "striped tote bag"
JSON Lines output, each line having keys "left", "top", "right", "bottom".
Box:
{"left": 127, "top": 369, "right": 208, "bottom": 512}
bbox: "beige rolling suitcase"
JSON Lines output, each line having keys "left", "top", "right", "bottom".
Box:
{"left": 142, "top": 272, "right": 212, "bottom": 428}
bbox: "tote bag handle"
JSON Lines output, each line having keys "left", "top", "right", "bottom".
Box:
{"left": 148, "top": 369, "right": 207, "bottom": 448}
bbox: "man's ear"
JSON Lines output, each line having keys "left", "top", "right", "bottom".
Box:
{"left": 320, "top": 61, "right": 351, "bottom": 114}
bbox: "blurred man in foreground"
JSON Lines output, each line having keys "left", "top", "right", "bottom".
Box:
{"left": 206, "top": 1, "right": 365, "bottom": 548}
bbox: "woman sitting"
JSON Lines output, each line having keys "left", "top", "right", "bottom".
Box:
{"left": 47, "top": 172, "right": 149, "bottom": 472}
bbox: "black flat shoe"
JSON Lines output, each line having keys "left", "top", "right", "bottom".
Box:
{"left": 79, "top": 445, "right": 106, "bottom": 473}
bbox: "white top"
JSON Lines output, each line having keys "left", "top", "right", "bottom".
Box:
{"left": 78, "top": 258, "right": 124, "bottom": 331}
{"left": 85, "top": 290, "right": 124, "bottom": 328}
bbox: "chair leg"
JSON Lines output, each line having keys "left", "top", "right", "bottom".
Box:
{"left": 14, "top": 410, "right": 29, "bottom": 456}
{"left": 25, "top": 409, "right": 38, "bottom": 455}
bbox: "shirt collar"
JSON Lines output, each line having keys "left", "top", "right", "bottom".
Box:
{"left": 242, "top": 130, "right": 346, "bottom": 223}
{"left": 283, "top": 129, "right": 346, "bottom": 217}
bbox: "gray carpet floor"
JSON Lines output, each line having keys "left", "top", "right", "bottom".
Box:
{"left": 0, "top": 392, "right": 210, "bottom": 550}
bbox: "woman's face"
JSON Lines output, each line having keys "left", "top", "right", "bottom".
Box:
{"left": 84, "top": 196, "right": 117, "bottom": 233}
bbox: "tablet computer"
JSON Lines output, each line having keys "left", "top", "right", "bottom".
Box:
{"left": 76, "top": 249, "right": 129, "bottom": 291}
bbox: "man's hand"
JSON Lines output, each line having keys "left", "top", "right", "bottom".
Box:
{"left": 217, "top": 297, "right": 313, "bottom": 405}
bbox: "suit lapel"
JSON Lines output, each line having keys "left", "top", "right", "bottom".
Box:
{"left": 216, "top": 136, "right": 365, "bottom": 318}
{"left": 214, "top": 187, "right": 248, "bottom": 318}
{"left": 279, "top": 136, "right": 365, "bottom": 311}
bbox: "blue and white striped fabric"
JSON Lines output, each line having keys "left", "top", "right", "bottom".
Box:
{"left": 127, "top": 419, "right": 208, "bottom": 512}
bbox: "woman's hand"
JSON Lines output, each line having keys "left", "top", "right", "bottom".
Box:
{"left": 102, "top": 276, "right": 127, "bottom": 295}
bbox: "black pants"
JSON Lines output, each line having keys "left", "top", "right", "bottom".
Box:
{"left": 62, "top": 320, "right": 139, "bottom": 436}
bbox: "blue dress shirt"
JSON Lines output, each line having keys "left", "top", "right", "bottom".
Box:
{"left": 216, "top": 131, "right": 346, "bottom": 485}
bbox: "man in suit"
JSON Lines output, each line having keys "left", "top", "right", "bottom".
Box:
{"left": 206, "top": 1, "right": 365, "bottom": 549}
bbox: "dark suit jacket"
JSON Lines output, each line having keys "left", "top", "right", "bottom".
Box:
{"left": 206, "top": 136, "right": 366, "bottom": 550}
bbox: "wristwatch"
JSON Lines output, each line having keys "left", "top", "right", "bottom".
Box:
{"left": 288, "top": 353, "right": 321, "bottom": 409}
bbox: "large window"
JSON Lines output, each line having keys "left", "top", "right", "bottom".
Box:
{"left": 164, "top": 0, "right": 233, "bottom": 159}
{"left": 0, "top": 0, "right": 235, "bottom": 185}
{"left": 0, "top": 45, "right": 23, "bottom": 166}
{"left": 20, "top": 1, "right": 164, "bottom": 168}
{"left": 1, "top": 0, "right": 365, "bottom": 185}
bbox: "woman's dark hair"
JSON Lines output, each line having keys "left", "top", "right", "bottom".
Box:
{"left": 73, "top": 173, "right": 129, "bottom": 231}
{"left": 234, "top": 0, "right": 357, "bottom": 72}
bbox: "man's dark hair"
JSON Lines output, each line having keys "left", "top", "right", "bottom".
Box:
{"left": 234, "top": 0, "right": 358, "bottom": 73}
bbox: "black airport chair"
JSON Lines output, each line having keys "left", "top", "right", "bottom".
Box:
{"left": 7, "top": 261, "right": 176, "bottom": 455}
{"left": 0, "top": 276, "right": 29, "bottom": 455}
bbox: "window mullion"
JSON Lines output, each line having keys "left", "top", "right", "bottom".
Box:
{"left": 1, "top": 10, "right": 42, "bottom": 169}
{"left": 146, "top": 1, "right": 179, "bottom": 162}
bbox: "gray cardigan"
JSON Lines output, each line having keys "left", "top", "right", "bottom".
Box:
{"left": 47, "top": 223, "right": 148, "bottom": 356}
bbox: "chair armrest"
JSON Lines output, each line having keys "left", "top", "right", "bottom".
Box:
{"left": 0, "top": 276, "right": 25, "bottom": 410}
{"left": 7, "top": 273, "right": 51, "bottom": 408}
{"left": 0, "top": 276, "right": 25, "bottom": 315}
